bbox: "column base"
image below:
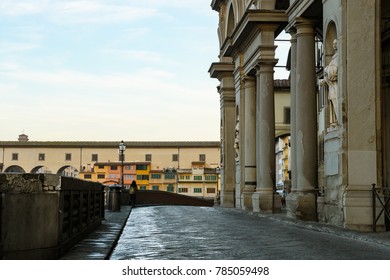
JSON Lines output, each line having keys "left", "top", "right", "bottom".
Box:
{"left": 241, "top": 187, "right": 255, "bottom": 211}
{"left": 252, "top": 190, "right": 282, "bottom": 213}
{"left": 286, "top": 191, "right": 317, "bottom": 221}
{"left": 220, "top": 189, "right": 235, "bottom": 208}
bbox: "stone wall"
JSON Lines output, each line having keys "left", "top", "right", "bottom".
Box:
{"left": 135, "top": 190, "right": 214, "bottom": 207}
{"left": 0, "top": 174, "right": 104, "bottom": 259}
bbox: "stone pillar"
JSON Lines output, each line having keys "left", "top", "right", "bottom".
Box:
{"left": 241, "top": 76, "right": 257, "bottom": 210}
{"left": 288, "top": 30, "right": 297, "bottom": 193}
{"left": 209, "top": 63, "right": 236, "bottom": 207}
{"left": 220, "top": 83, "right": 236, "bottom": 207}
{"left": 286, "top": 20, "right": 318, "bottom": 221}
{"left": 252, "top": 59, "right": 281, "bottom": 213}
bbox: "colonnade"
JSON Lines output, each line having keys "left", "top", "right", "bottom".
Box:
{"left": 211, "top": 17, "right": 319, "bottom": 220}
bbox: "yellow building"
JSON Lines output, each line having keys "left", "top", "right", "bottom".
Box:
{"left": 177, "top": 161, "right": 219, "bottom": 199}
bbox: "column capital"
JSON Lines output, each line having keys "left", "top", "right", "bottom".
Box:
{"left": 241, "top": 75, "right": 256, "bottom": 87}
{"left": 254, "top": 58, "right": 278, "bottom": 74}
{"left": 293, "top": 17, "right": 318, "bottom": 37}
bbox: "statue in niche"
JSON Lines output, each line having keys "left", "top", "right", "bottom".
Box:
{"left": 234, "top": 115, "right": 240, "bottom": 162}
{"left": 320, "top": 39, "right": 339, "bottom": 128}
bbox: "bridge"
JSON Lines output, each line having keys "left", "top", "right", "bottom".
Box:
{"left": 0, "top": 140, "right": 220, "bottom": 175}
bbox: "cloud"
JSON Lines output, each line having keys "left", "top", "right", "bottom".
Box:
{"left": 0, "top": 42, "right": 39, "bottom": 53}
{"left": 50, "top": 1, "right": 159, "bottom": 24}
{"left": 0, "top": 0, "right": 160, "bottom": 24}
{"left": 102, "top": 49, "right": 163, "bottom": 63}
{"left": 0, "top": 1, "right": 45, "bottom": 16}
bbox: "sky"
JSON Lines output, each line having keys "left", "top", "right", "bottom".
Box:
{"left": 0, "top": 0, "right": 290, "bottom": 142}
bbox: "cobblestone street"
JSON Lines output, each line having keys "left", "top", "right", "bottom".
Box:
{"left": 109, "top": 206, "right": 390, "bottom": 260}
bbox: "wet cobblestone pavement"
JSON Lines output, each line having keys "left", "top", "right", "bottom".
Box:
{"left": 109, "top": 206, "right": 390, "bottom": 260}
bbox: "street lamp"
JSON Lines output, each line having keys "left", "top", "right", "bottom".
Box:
{"left": 118, "top": 140, "right": 126, "bottom": 189}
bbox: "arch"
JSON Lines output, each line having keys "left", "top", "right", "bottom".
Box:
{"left": 57, "top": 165, "right": 79, "bottom": 177}
{"left": 4, "top": 165, "right": 25, "bottom": 173}
{"left": 324, "top": 21, "right": 337, "bottom": 66}
{"left": 31, "top": 166, "right": 52, "bottom": 174}
{"left": 275, "top": 132, "right": 291, "bottom": 139}
{"left": 226, "top": 5, "right": 235, "bottom": 37}
{"left": 103, "top": 180, "right": 119, "bottom": 185}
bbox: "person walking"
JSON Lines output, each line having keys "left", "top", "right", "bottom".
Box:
{"left": 129, "top": 180, "right": 138, "bottom": 207}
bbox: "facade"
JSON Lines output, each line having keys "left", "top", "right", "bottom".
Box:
{"left": 209, "top": 0, "right": 390, "bottom": 231}
{"left": 0, "top": 139, "right": 220, "bottom": 199}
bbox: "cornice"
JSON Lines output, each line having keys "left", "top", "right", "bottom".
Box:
{"left": 210, "top": 0, "right": 223, "bottom": 11}
{"left": 220, "top": 10, "right": 288, "bottom": 57}
{"left": 209, "top": 62, "right": 235, "bottom": 80}
{"left": 0, "top": 141, "right": 221, "bottom": 149}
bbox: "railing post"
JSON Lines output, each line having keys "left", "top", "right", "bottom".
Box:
{"left": 372, "top": 183, "right": 376, "bottom": 232}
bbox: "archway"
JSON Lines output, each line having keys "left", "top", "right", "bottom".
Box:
{"left": 31, "top": 166, "right": 52, "bottom": 174}
{"left": 57, "top": 166, "right": 79, "bottom": 177}
{"left": 4, "top": 165, "right": 25, "bottom": 173}
{"left": 226, "top": 5, "right": 235, "bottom": 37}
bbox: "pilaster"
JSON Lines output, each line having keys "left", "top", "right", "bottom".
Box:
{"left": 209, "top": 62, "right": 236, "bottom": 207}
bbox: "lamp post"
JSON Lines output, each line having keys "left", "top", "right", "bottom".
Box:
{"left": 119, "top": 140, "right": 126, "bottom": 189}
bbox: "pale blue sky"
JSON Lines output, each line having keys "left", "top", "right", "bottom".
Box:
{"left": 0, "top": 0, "right": 290, "bottom": 141}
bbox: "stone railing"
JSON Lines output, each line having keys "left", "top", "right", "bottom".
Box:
{"left": 0, "top": 174, "right": 104, "bottom": 260}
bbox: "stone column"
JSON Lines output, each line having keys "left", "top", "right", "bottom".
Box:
{"left": 287, "top": 30, "right": 297, "bottom": 193}
{"left": 220, "top": 82, "right": 236, "bottom": 208}
{"left": 286, "top": 20, "right": 318, "bottom": 221}
{"left": 252, "top": 59, "right": 281, "bottom": 212}
{"left": 241, "top": 76, "right": 257, "bottom": 210}
{"left": 209, "top": 62, "right": 236, "bottom": 207}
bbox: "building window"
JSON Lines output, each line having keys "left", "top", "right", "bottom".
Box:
{"left": 139, "top": 186, "right": 147, "bottom": 190}
{"left": 199, "top": 154, "right": 206, "bottom": 161}
{"left": 152, "top": 185, "right": 159, "bottom": 191}
{"left": 194, "top": 175, "right": 203, "bottom": 181}
{"left": 84, "top": 174, "right": 92, "bottom": 179}
{"left": 283, "top": 107, "right": 291, "bottom": 124}
{"left": 111, "top": 166, "right": 118, "bottom": 170}
{"left": 38, "top": 153, "right": 45, "bottom": 161}
{"left": 172, "top": 154, "right": 179, "bottom": 161}
{"left": 145, "top": 154, "right": 152, "bottom": 161}
{"left": 207, "top": 188, "right": 216, "bottom": 193}
{"left": 136, "top": 164, "right": 148, "bottom": 170}
{"left": 194, "top": 188, "right": 202, "bottom": 193}
{"left": 12, "top": 153, "right": 18, "bottom": 161}
{"left": 205, "top": 175, "right": 217, "bottom": 181}
{"left": 65, "top": 153, "right": 72, "bottom": 161}
{"left": 125, "top": 165, "right": 134, "bottom": 170}
{"left": 178, "top": 188, "right": 188, "bottom": 193}
{"left": 97, "top": 174, "right": 105, "bottom": 179}
{"left": 151, "top": 174, "right": 161, "bottom": 179}
{"left": 167, "top": 184, "right": 174, "bottom": 192}
{"left": 98, "top": 165, "right": 104, "bottom": 169}
{"left": 92, "top": 154, "right": 98, "bottom": 161}
{"left": 137, "top": 175, "right": 149, "bottom": 180}
{"left": 165, "top": 173, "right": 175, "bottom": 180}
{"left": 124, "top": 175, "right": 134, "bottom": 180}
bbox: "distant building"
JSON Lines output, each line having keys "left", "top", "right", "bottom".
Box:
{"left": 0, "top": 140, "right": 220, "bottom": 199}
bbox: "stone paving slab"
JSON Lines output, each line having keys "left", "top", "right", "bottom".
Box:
{"left": 110, "top": 206, "right": 390, "bottom": 260}
{"left": 60, "top": 206, "right": 132, "bottom": 260}
{"left": 61, "top": 205, "right": 390, "bottom": 260}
